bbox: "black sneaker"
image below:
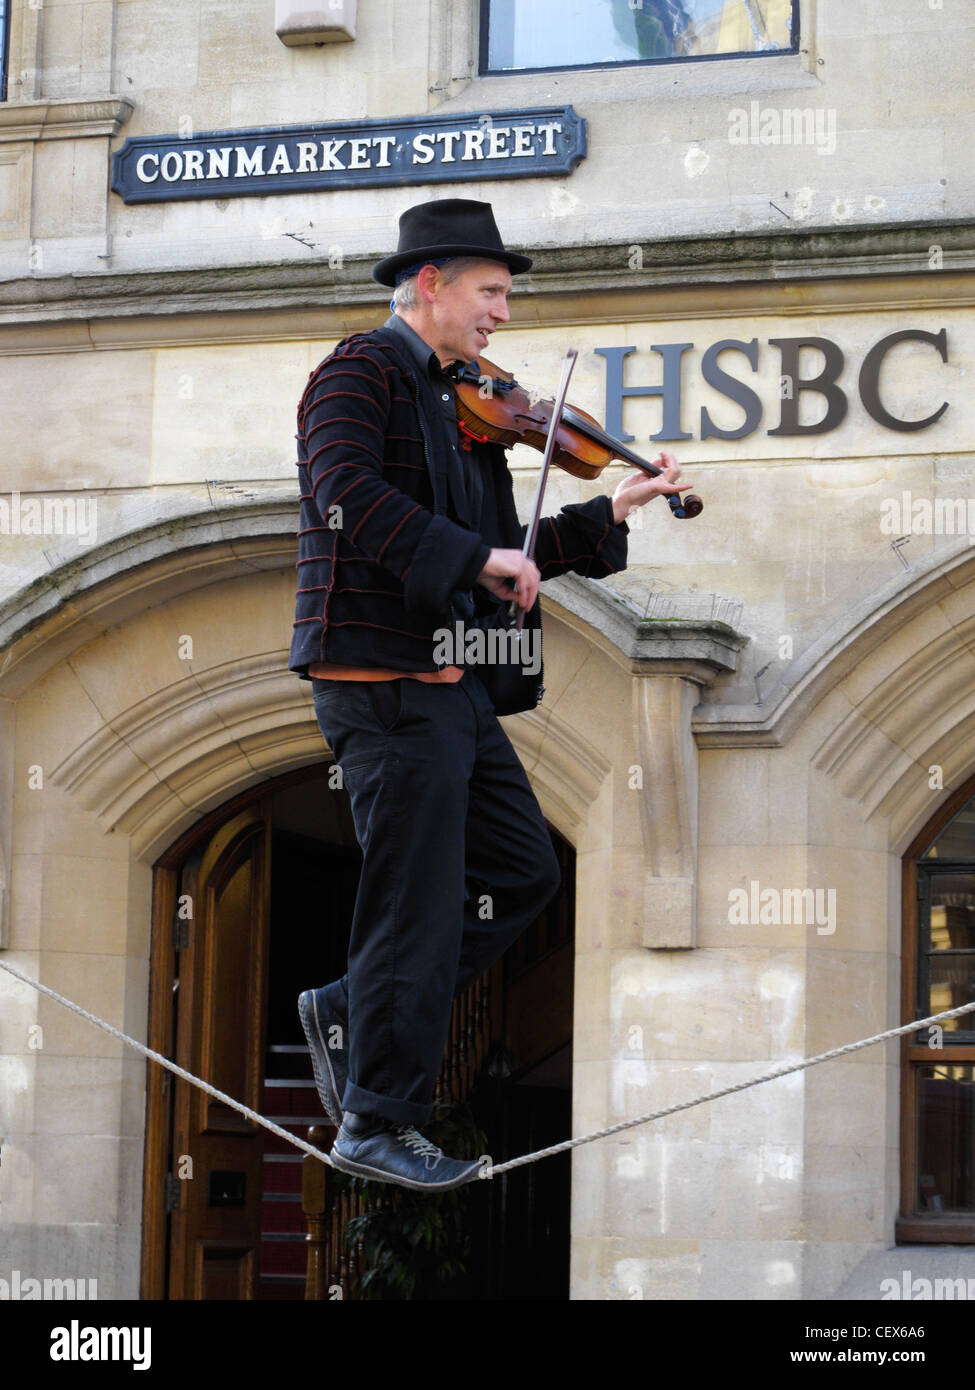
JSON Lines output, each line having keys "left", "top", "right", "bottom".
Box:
{"left": 330, "top": 1112, "right": 482, "bottom": 1191}
{"left": 298, "top": 986, "right": 348, "bottom": 1127}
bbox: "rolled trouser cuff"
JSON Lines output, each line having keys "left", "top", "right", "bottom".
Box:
{"left": 342, "top": 1080, "right": 432, "bottom": 1127}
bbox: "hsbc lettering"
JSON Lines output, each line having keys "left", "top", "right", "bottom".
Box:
{"left": 596, "top": 328, "right": 948, "bottom": 441}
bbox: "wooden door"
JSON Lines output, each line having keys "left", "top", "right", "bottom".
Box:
{"left": 165, "top": 803, "right": 272, "bottom": 1299}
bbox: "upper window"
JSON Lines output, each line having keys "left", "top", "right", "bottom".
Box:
{"left": 481, "top": 0, "right": 798, "bottom": 74}
{"left": 0, "top": 0, "right": 9, "bottom": 102}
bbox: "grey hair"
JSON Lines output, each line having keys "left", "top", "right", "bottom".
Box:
{"left": 391, "top": 256, "right": 495, "bottom": 311}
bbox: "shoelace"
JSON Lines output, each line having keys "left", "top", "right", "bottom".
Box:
{"left": 395, "top": 1126, "right": 444, "bottom": 1164}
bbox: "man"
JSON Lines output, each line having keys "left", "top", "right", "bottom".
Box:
{"left": 291, "top": 199, "right": 688, "bottom": 1191}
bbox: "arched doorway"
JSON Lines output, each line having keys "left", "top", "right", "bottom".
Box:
{"left": 141, "top": 762, "right": 576, "bottom": 1300}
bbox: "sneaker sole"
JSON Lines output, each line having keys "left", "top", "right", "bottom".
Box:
{"left": 329, "top": 1146, "right": 482, "bottom": 1192}
{"left": 298, "top": 990, "right": 344, "bottom": 1127}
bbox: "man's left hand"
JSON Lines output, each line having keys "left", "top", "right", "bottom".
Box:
{"left": 610, "top": 451, "right": 693, "bottom": 525}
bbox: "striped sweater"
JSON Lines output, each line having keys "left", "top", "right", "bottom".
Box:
{"left": 288, "top": 328, "right": 629, "bottom": 679}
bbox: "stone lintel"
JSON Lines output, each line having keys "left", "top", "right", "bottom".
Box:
{"left": 0, "top": 98, "right": 135, "bottom": 144}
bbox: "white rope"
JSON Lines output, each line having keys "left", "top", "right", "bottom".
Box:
{"left": 2, "top": 956, "right": 973, "bottom": 1181}
{"left": 486, "top": 997, "right": 975, "bottom": 1176}
{"left": 0, "top": 958, "right": 331, "bottom": 1166}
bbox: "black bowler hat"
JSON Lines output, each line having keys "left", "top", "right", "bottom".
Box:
{"left": 372, "top": 198, "right": 532, "bottom": 287}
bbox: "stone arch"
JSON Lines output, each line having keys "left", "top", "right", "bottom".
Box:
{"left": 806, "top": 549, "right": 975, "bottom": 857}
{"left": 0, "top": 508, "right": 622, "bottom": 862}
{"left": 692, "top": 539, "right": 975, "bottom": 855}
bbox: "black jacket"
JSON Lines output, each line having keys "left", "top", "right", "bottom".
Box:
{"left": 288, "top": 327, "right": 629, "bottom": 678}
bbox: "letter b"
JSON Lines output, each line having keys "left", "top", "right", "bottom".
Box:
{"left": 768, "top": 338, "right": 847, "bottom": 435}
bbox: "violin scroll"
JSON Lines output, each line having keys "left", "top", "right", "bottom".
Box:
{"left": 667, "top": 493, "right": 704, "bottom": 520}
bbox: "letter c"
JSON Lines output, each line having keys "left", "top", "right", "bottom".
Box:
{"left": 136, "top": 153, "right": 160, "bottom": 183}
{"left": 859, "top": 328, "right": 948, "bottom": 431}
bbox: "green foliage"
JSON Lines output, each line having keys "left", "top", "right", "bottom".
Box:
{"left": 336, "top": 1102, "right": 489, "bottom": 1301}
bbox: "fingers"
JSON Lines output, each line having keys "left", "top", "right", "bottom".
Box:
{"left": 621, "top": 475, "right": 692, "bottom": 501}
{"left": 506, "top": 556, "right": 540, "bottom": 610}
{"left": 477, "top": 550, "right": 540, "bottom": 611}
{"left": 649, "top": 453, "right": 690, "bottom": 498}
{"left": 653, "top": 451, "right": 682, "bottom": 482}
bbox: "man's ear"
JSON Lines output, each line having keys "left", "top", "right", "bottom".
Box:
{"left": 416, "top": 264, "right": 441, "bottom": 304}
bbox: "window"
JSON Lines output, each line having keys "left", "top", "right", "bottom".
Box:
{"left": 900, "top": 784, "right": 975, "bottom": 1242}
{"left": 481, "top": 0, "right": 798, "bottom": 75}
{"left": 0, "top": 0, "right": 9, "bottom": 103}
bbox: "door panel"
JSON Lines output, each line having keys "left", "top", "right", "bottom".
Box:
{"left": 166, "top": 803, "right": 272, "bottom": 1300}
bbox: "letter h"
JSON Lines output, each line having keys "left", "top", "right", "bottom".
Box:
{"left": 594, "top": 344, "right": 692, "bottom": 442}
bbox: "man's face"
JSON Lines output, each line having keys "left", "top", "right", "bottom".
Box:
{"left": 425, "top": 259, "right": 512, "bottom": 365}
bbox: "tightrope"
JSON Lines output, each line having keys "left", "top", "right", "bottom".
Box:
{"left": 0, "top": 958, "right": 329, "bottom": 1166}
{"left": 1, "top": 957, "right": 973, "bottom": 1180}
{"left": 487, "top": 997, "right": 975, "bottom": 1176}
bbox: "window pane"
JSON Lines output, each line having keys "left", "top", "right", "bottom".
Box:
{"left": 922, "top": 872, "right": 975, "bottom": 1033}
{"left": 929, "top": 874, "right": 975, "bottom": 951}
{"left": 0, "top": 0, "right": 8, "bottom": 103}
{"left": 923, "top": 791, "right": 975, "bottom": 858}
{"left": 485, "top": 0, "right": 795, "bottom": 72}
{"left": 917, "top": 1064, "right": 975, "bottom": 1213}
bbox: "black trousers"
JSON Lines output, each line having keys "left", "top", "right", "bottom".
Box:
{"left": 311, "top": 670, "right": 561, "bottom": 1126}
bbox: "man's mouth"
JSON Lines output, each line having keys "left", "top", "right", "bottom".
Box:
{"left": 476, "top": 327, "right": 492, "bottom": 347}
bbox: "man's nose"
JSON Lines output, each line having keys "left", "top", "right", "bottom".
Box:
{"left": 492, "top": 296, "right": 510, "bottom": 323}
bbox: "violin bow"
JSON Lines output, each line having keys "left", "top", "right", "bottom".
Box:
{"left": 509, "top": 349, "right": 579, "bottom": 631}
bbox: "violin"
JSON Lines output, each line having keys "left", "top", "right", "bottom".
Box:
{"left": 451, "top": 356, "right": 703, "bottom": 520}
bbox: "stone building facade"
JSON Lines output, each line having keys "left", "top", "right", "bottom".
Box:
{"left": 1, "top": 0, "right": 974, "bottom": 1300}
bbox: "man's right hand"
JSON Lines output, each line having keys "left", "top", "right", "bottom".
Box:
{"left": 476, "top": 549, "right": 541, "bottom": 612}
